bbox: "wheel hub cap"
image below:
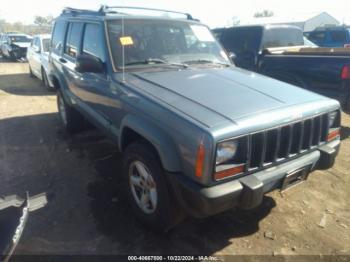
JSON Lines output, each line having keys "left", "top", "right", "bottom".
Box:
{"left": 129, "top": 160, "right": 157, "bottom": 214}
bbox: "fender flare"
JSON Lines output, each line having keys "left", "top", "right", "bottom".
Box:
{"left": 119, "top": 115, "right": 182, "bottom": 172}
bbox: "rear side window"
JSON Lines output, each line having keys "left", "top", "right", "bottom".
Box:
{"left": 329, "top": 31, "right": 347, "bottom": 42}
{"left": 82, "top": 23, "right": 105, "bottom": 62}
{"left": 308, "top": 31, "right": 326, "bottom": 43}
{"left": 221, "top": 27, "right": 263, "bottom": 54}
{"left": 52, "top": 20, "right": 66, "bottom": 54}
{"left": 65, "top": 22, "right": 83, "bottom": 58}
{"left": 262, "top": 28, "right": 304, "bottom": 49}
{"left": 34, "top": 37, "right": 40, "bottom": 48}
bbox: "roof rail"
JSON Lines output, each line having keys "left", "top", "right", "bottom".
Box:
{"left": 99, "top": 5, "right": 194, "bottom": 20}
{"left": 61, "top": 7, "right": 103, "bottom": 16}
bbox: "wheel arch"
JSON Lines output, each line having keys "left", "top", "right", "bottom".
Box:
{"left": 119, "top": 115, "right": 182, "bottom": 173}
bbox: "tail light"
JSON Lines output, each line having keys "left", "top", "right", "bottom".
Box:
{"left": 344, "top": 44, "right": 350, "bottom": 48}
{"left": 341, "top": 65, "right": 350, "bottom": 80}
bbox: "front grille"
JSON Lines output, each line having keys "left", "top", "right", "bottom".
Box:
{"left": 247, "top": 114, "right": 329, "bottom": 171}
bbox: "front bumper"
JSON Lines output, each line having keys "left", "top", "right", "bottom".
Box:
{"left": 168, "top": 140, "right": 340, "bottom": 218}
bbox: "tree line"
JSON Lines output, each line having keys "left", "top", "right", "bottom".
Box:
{"left": 0, "top": 15, "right": 54, "bottom": 35}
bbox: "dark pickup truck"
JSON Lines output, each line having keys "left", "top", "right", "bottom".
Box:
{"left": 213, "top": 25, "right": 350, "bottom": 112}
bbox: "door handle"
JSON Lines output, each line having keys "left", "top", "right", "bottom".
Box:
{"left": 59, "top": 58, "right": 67, "bottom": 63}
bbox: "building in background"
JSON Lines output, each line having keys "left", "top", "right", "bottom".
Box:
{"left": 242, "top": 12, "right": 340, "bottom": 32}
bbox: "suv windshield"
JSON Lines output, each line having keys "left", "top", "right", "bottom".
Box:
{"left": 9, "top": 35, "right": 31, "bottom": 43}
{"left": 107, "top": 19, "right": 230, "bottom": 69}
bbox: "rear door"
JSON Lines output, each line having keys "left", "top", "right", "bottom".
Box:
{"left": 60, "top": 21, "right": 84, "bottom": 97}
{"left": 50, "top": 20, "right": 68, "bottom": 87}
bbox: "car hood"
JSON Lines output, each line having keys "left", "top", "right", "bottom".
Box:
{"left": 12, "top": 42, "right": 30, "bottom": 48}
{"left": 122, "top": 67, "right": 330, "bottom": 128}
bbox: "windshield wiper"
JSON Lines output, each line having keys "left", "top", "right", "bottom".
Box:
{"left": 183, "top": 59, "right": 230, "bottom": 67}
{"left": 125, "top": 58, "right": 188, "bottom": 68}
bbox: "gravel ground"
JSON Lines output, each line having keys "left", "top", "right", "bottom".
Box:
{"left": 0, "top": 59, "right": 349, "bottom": 256}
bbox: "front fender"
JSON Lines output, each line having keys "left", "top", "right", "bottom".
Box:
{"left": 119, "top": 114, "right": 182, "bottom": 172}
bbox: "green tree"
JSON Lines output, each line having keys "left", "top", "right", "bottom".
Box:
{"left": 34, "top": 15, "right": 53, "bottom": 27}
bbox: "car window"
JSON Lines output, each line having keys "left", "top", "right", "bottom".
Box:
{"left": 65, "top": 22, "right": 83, "bottom": 58}
{"left": 52, "top": 20, "right": 66, "bottom": 54}
{"left": 42, "top": 39, "right": 51, "bottom": 52}
{"left": 9, "top": 35, "right": 31, "bottom": 43}
{"left": 82, "top": 23, "right": 105, "bottom": 62}
{"left": 34, "top": 37, "right": 40, "bottom": 48}
{"left": 221, "top": 27, "right": 263, "bottom": 54}
{"left": 308, "top": 31, "right": 326, "bottom": 42}
{"left": 107, "top": 19, "right": 229, "bottom": 68}
{"left": 262, "top": 27, "right": 304, "bottom": 49}
{"left": 329, "top": 31, "right": 347, "bottom": 42}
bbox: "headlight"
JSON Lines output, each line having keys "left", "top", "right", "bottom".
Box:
{"left": 328, "top": 111, "right": 338, "bottom": 128}
{"left": 216, "top": 140, "right": 238, "bottom": 165}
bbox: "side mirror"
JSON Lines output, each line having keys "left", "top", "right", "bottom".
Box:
{"left": 75, "top": 54, "right": 104, "bottom": 74}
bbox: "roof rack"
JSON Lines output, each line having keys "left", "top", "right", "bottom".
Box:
{"left": 99, "top": 5, "right": 194, "bottom": 20}
{"left": 61, "top": 7, "right": 103, "bottom": 16}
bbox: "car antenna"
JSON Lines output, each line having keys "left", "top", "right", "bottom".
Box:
{"left": 121, "top": 8, "right": 126, "bottom": 82}
{"left": 101, "top": 4, "right": 126, "bottom": 83}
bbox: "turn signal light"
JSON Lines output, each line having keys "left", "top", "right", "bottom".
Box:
{"left": 195, "top": 143, "right": 205, "bottom": 177}
{"left": 341, "top": 65, "right": 350, "bottom": 80}
{"left": 327, "top": 128, "right": 340, "bottom": 142}
{"left": 214, "top": 164, "right": 245, "bottom": 180}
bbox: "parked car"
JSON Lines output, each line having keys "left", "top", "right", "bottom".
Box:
{"left": 304, "top": 26, "right": 350, "bottom": 48}
{"left": 27, "top": 34, "right": 53, "bottom": 89}
{"left": 1, "top": 33, "right": 32, "bottom": 60}
{"left": 50, "top": 7, "right": 341, "bottom": 231}
{"left": 213, "top": 25, "right": 350, "bottom": 112}
{"left": 0, "top": 33, "right": 9, "bottom": 56}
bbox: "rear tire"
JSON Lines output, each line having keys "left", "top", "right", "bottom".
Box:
{"left": 57, "top": 91, "right": 85, "bottom": 133}
{"left": 122, "top": 141, "right": 183, "bottom": 232}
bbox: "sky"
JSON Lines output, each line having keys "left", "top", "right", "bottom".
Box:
{"left": 0, "top": 0, "right": 349, "bottom": 27}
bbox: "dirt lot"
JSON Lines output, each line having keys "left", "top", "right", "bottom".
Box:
{"left": 0, "top": 59, "right": 350, "bottom": 256}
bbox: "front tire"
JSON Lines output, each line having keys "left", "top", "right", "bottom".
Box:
{"left": 57, "top": 91, "right": 85, "bottom": 133}
{"left": 123, "top": 141, "right": 183, "bottom": 232}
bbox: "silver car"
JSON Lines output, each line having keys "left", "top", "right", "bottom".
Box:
{"left": 27, "top": 34, "right": 54, "bottom": 89}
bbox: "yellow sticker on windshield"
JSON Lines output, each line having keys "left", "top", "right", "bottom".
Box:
{"left": 119, "top": 36, "right": 134, "bottom": 46}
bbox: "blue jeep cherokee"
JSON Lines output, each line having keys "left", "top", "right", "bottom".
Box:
{"left": 49, "top": 6, "right": 341, "bottom": 231}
